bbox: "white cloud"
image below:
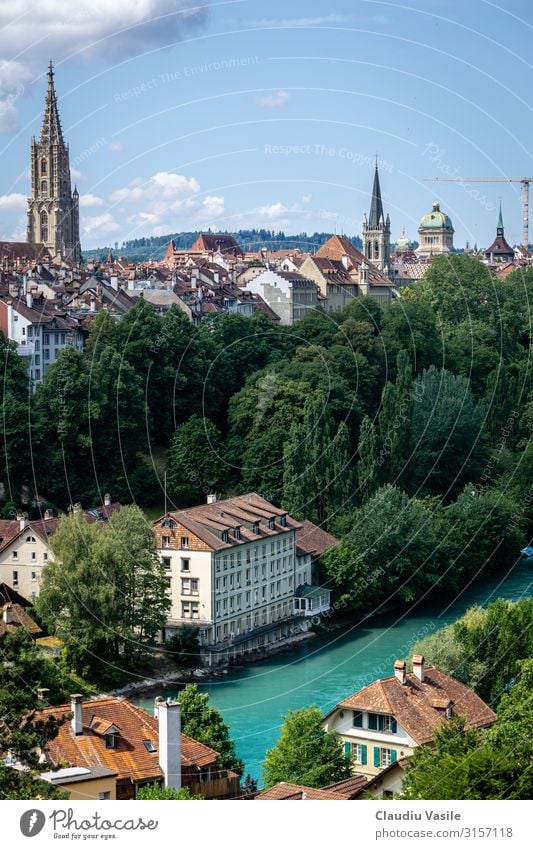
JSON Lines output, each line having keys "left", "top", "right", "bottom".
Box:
{"left": 79, "top": 193, "right": 105, "bottom": 208}
{"left": 0, "top": 1, "right": 207, "bottom": 133}
{"left": 70, "top": 167, "right": 84, "bottom": 181}
{"left": 108, "top": 142, "right": 123, "bottom": 153}
{"left": 110, "top": 171, "right": 223, "bottom": 234}
{"left": 255, "top": 90, "right": 289, "bottom": 108}
{"left": 0, "top": 193, "right": 27, "bottom": 211}
{"left": 81, "top": 212, "right": 120, "bottom": 238}
{"left": 302, "top": 193, "right": 312, "bottom": 204}
{"left": 256, "top": 202, "right": 290, "bottom": 219}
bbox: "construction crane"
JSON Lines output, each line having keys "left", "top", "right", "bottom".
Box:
{"left": 423, "top": 176, "right": 533, "bottom": 250}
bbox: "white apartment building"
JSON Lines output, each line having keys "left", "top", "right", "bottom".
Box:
{"left": 242, "top": 269, "right": 318, "bottom": 325}
{"left": 154, "top": 493, "right": 334, "bottom": 665}
{"left": 0, "top": 512, "right": 58, "bottom": 601}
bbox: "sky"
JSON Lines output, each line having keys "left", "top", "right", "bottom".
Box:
{"left": 0, "top": 0, "right": 532, "bottom": 250}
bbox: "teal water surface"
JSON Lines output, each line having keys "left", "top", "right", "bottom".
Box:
{"left": 133, "top": 558, "right": 532, "bottom": 779}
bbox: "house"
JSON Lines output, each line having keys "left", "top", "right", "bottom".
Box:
{"left": 242, "top": 269, "right": 319, "bottom": 325}
{"left": 256, "top": 781, "right": 354, "bottom": 800}
{"left": 0, "top": 602, "right": 43, "bottom": 640}
{"left": 0, "top": 496, "right": 120, "bottom": 601}
{"left": 31, "top": 694, "right": 240, "bottom": 800}
{"left": 322, "top": 656, "right": 496, "bottom": 782}
{"left": 314, "top": 235, "right": 396, "bottom": 304}
{"left": 153, "top": 493, "right": 333, "bottom": 664}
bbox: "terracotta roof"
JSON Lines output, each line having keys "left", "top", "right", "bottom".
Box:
{"left": 256, "top": 781, "right": 351, "bottom": 800}
{"left": 159, "top": 493, "right": 301, "bottom": 551}
{"left": 0, "top": 603, "right": 43, "bottom": 638}
{"left": 315, "top": 235, "right": 393, "bottom": 287}
{"left": 0, "top": 582, "right": 32, "bottom": 607}
{"left": 84, "top": 502, "right": 121, "bottom": 524}
{"left": 34, "top": 696, "right": 219, "bottom": 783}
{"left": 190, "top": 234, "right": 244, "bottom": 257}
{"left": 0, "top": 517, "right": 58, "bottom": 554}
{"left": 333, "top": 667, "right": 496, "bottom": 744}
{"left": 296, "top": 520, "right": 339, "bottom": 557}
{"left": 324, "top": 774, "right": 368, "bottom": 798}
{"left": 0, "top": 241, "right": 51, "bottom": 262}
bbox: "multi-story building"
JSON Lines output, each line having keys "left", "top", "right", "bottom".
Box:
{"left": 416, "top": 201, "right": 455, "bottom": 258}
{"left": 242, "top": 269, "right": 319, "bottom": 324}
{"left": 153, "top": 493, "right": 333, "bottom": 664}
{"left": 322, "top": 656, "right": 496, "bottom": 789}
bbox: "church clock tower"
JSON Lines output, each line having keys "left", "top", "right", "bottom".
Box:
{"left": 362, "top": 161, "right": 391, "bottom": 272}
{"left": 27, "top": 62, "right": 80, "bottom": 263}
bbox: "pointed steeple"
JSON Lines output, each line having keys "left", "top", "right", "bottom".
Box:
{"left": 39, "top": 61, "right": 65, "bottom": 147}
{"left": 497, "top": 201, "right": 504, "bottom": 235}
{"left": 368, "top": 161, "right": 384, "bottom": 227}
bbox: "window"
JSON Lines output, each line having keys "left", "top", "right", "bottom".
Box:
{"left": 234, "top": 527, "right": 241, "bottom": 540}
{"left": 98, "top": 792, "right": 111, "bottom": 800}
{"left": 162, "top": 535, "right": 170, "bottom": 549}
{"left": 31, "top": 571, "right": 37, "bottom": 581}
{"left": 253, "top": 522, "right": 260, "bottom": 535}
{"left": 181, "top": 578, "right": 191, "bottom": 595}
{"left": 268, "top": 517, "right": 275, "bottom": 530}
{"left": 31, "top": 552, "right": 36, "bottom": 561}
{"left": 353, "top": 711, "right": 363, "bottom": 728}
{"left": 375, "top": 747, "right": 395, "bottom": 768}
{"left": 180, "top": 558, "right": 190, "bottom": 572}
{"left": 105, "top": 734, "right": 116, "bottom": 750}
{"left": 12, "top": 570, "right": 18, "bottom": 586}
{"left": 41, "top": 159, "right": 47, "bottom": 175}
{"left": 41, "top": 180, "right": 48, "bottom": 195}
{"left": 12, "top": 551, "right": 18, "bottom": 559}
{"left": 368, "top": 713, "right": 397, "bottom": 733}
{"left": 350, "top": 743, "right": 367, "bottom": 765}
{"left": 162, "top": 557, "right": 171, "bottom": 569}
{"left": 222, "top": 530, "right": 229, "bottom": 543}
{"left": 43, "top": 333, "right": 49, "bottom": 344}
{"left": 43, "top": 552, "right": 48, "bottom": 561}
{"left": 143, "top": 739, "right": 157, "bottom": 753}
{"left": 180, "top": 537, "right": 189, "bottom": 549}
{"left": 40, "top": 210, "right": 48, "bottom": 243}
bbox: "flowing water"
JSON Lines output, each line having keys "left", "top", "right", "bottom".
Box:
{"left": 133, "top": 557, "right": 532, "bottom": 779}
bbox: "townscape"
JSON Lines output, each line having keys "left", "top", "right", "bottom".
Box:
{"left": 0, "top": 61, "right": 532, "bottom": 805}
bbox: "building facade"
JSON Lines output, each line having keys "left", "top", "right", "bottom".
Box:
{"left": 416, "top": 202, "right": 455, "bottom": 258}
{"left": 27, "top": 63, "right": 80, "bottom": 263}
{"left": 242, "top": 269, "right": 318, "bottom": 324}
{"left": 153, "top": 493, "right": 333, "bottom": 664}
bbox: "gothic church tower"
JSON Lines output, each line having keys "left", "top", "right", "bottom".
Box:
{"left": 362, "top": 162, "right": 390, "bottom": 272}
{"left": 27, "top": 62, "right": 80, "bottom": 262}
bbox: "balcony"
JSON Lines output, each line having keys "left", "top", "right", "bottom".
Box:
{"left": 187, "top": 770, "right": 241, "bottom": 800}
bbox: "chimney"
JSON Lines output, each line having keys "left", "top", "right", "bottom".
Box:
{"left": 17, "top": 511, "right": 29, "bottom": 530}
{"left": 157, "top": 699, "right": 182, "bottom": 789}
{"left": 90, "top": 297, "right": 96, "bottom": 313}
{"left": 6, "top": 300, "right": 13, "bottom": 339}
{"left": 213, "top": 271, "right": 219, "bottom": 284}
{"left": 191, "top": 268, "right": 198, "bottom": 289}
{"left": 412, "top": 654, "right": 425, "bottom": 683}
{"left": 207, "top": 493, "right": 217, "bottom": 504}
{"left": 70, "top": 694, "right": 84, "bottom": 735}
{"left": 104, "top": 493, "right": 111, "bottom": 507}
{"left": 154, "top": 696, "right": 164, "bottom": 718}
{"left": 394, "top": 659, "right": 407, "bottom": 685}
{"left": 44, "top": 509, "right": 53, "bottom": 520}
{"left": 341, "top": 254, "right": 350, "bottom": 271}
{"left": 3, "top": 604, "right": 13, "bottom": 624}
{"left": 110, "top": 276, "right": 118, "bottom": 291}
{"left": 26, "top": 291, "right": 33, "bottom": 309}
{"left": 37, "top": 687, "right": 50, "bottom": 702}
{"left": 72, "top": 503, "right": 81, "bottom": 514}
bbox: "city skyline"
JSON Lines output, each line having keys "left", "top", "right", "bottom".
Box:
{"left": 0, "top": 0, "right": 531, "bottom": 250}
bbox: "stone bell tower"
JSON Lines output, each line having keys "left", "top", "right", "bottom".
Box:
{"left": 362, "top": 161, "right": 390, "bottom": 272}
{"left": 27, "top": 62, "right": 80, "bottom": 263}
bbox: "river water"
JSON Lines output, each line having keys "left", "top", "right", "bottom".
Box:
{"left": 133, "top": 557, "right": 532, "bottom": 779}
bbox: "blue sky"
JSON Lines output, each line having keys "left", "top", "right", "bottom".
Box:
{"left": 0, "top": 0, "right": 532, "bottom": 250}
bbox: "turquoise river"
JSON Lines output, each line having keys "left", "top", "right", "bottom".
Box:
{"left": 133, "top": 558, "right": 532, "bottom": 779}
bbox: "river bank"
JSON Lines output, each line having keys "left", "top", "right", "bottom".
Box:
{"left": 131, "top": 556, "right": 532, "bottom": 779}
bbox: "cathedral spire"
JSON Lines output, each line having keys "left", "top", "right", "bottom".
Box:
{"left": 368, "top": 162, "right": 384, "bottom": 227}
{"left": 39, "top": 61, "right": 65, "bottom": 147}
{"left": 497, "top": 200, "right": 504, "bottom": 234}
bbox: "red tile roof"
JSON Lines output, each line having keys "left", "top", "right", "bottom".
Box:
{"left": 296, "top": 520, "right": 339, "bottom": 557}
{"left": 332, "top": 667, "right": 496, "bottom": 744}
{"left": 0, "top": 603, "right": 43, "bottom": 638}
{"left": 34, "top": 696, "right": 219, "bottom": 783}
{"left": 256, "top": 781, "right": 351, "bottom": 800}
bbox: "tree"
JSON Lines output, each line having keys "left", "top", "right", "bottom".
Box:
{"left": 262, "top": 706, "right": 351, "bottom": 788}
{"left": 356, "top": 415, "right": 379, "bottom": 502}
{"left": 410, "top": 366, "right": 486, "bottom": 498}
{"left": 35, "top": 506, "right": 169, "bottom": 676}
{"left": 0, "top": 630, "right": 73, "bottom": 800}
{"left": 166, "top": 415, "right": 224, "bottom": 506}
{"left": 137, "top": 784, "right": 202, "bottom": 800}
{"left": 176, "top": 684, "right": 243, "bottom": 775}
{"left": 0, "top": 333, "right": 31, "bottom": 502}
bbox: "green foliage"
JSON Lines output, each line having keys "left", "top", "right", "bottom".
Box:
{"left": 164, "top": 627, "right": 200, "bottom": 668}
{"left": 262, "top": 705, "right": 351, "bottom": 788}
{"left": 176, "top": 684, "right": 243, "bottom": 775}
{"left": 137, "top": 783, "right": 202, "bottom": 800}
{"left": 35, "top": 506, "right": 169, "bottom": 676}
{"left": 166, "top": 415, "right": 224, "bottom": 506}
{"left": 412, "top": 599, "right": 533, "bottom": 707}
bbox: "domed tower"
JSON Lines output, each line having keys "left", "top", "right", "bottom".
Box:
{"left": 27, "top": 62, "right": 81, "bottom": 263}
{"left": 416, "top": 201, "right": 454, "bottom": 258}
{"left": 362, "top": 161, "right": 391, "bottom": 271}
{"left": 395, "top": 229, "right": 411, "bottom": 254}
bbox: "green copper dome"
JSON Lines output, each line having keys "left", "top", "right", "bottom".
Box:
{"left": 419, "top": 201, "right": 454, "bottom": 231}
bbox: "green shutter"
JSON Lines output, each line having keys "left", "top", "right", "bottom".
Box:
{"left": 361, "top": 744, "right": 367, "bottom": 765}
{"left": 353, "top": 710, "right": 363, "bottom": 728}
{"left": 368, "top": 713, "right": 378, "bottom": 730}
{"left": 374, "top": 746, "right": 380, "bottom": 767}
{"left": 344, "top": 741, "right": 351, "bottom": 758}
{"left": 391, "top": 749, "right": 397, "bottom": 763}
{"left": 391, "top": 718, "right": 397, "bottom": 734}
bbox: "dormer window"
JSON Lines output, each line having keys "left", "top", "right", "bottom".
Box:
{"left": 445, "top": 704, "right": 453, "bottom": 720}
{"left": 25, "top": 536, "right": 36, "bottom": 543}
{"left": 279, "top": 515, "right": 287, "bottom": 527}
{"left": 222, "top": 530, "right": 229, "bottom": 543}
{"left": 253, "top": 522, "right": 260, "bottom": 535}
{"left": 268, "top": 517, "right": 275, "bottom": 530}
{"left": 143, "top": 739, "right": 157, "bottom": 753}
{"left": 234, "top": 527, "right": 242, "bottom": 540}
{"left": 105, "top": 733, "right": 116, "bottom": 749}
